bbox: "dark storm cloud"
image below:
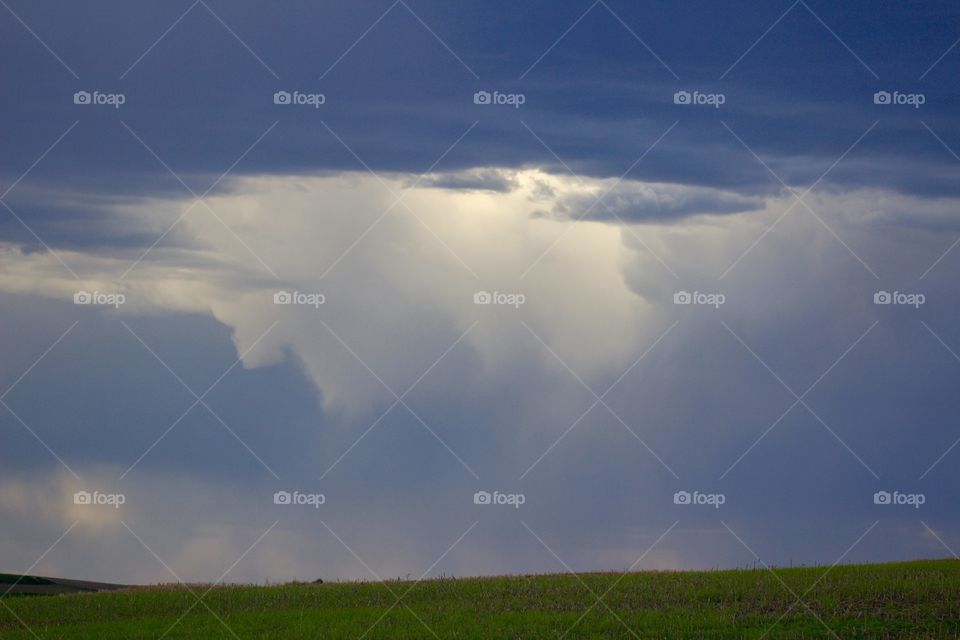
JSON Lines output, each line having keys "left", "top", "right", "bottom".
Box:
{"left": 3, "top": 0, "right": 960, "bottom": 249}
{"left": 2, "top": 0, "right": 960, "bottom": 584}
{"left": 417, "top": 168, "right": 519, "bottom": 192}
{"left": 551, "top": 181, "right": 765, "bottom": 222}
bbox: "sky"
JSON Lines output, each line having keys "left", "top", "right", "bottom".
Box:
{"left": 1, "top": 0, "right": 960, "bottom": 586}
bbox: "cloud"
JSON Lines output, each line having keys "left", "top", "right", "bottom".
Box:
{"left": 547, "top": 180, "right": 765, "bottom": 222}
{"left": 416, "top": 168, "right": 521, "bottom": 192}
{"left": 2, "top": 165, "right": 960, "bottom": 582}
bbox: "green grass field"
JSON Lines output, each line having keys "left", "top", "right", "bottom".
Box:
{"left": 2, "top": 559, "right": 958, "bottom": 638}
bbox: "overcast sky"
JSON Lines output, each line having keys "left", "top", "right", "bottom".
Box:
{"left": 1, "top": 0, "right": 959, "bottom": 585}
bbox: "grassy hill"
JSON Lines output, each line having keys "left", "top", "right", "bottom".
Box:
{"left": 0, "top": 573, "right": 126, "bottom": 596}
{"left": 2, "top": 559, "right": 959, "bottom": 638}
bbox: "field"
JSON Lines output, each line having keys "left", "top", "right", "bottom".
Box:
{"left": 2, "top": 559, "right": 959, "bottom": 638}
